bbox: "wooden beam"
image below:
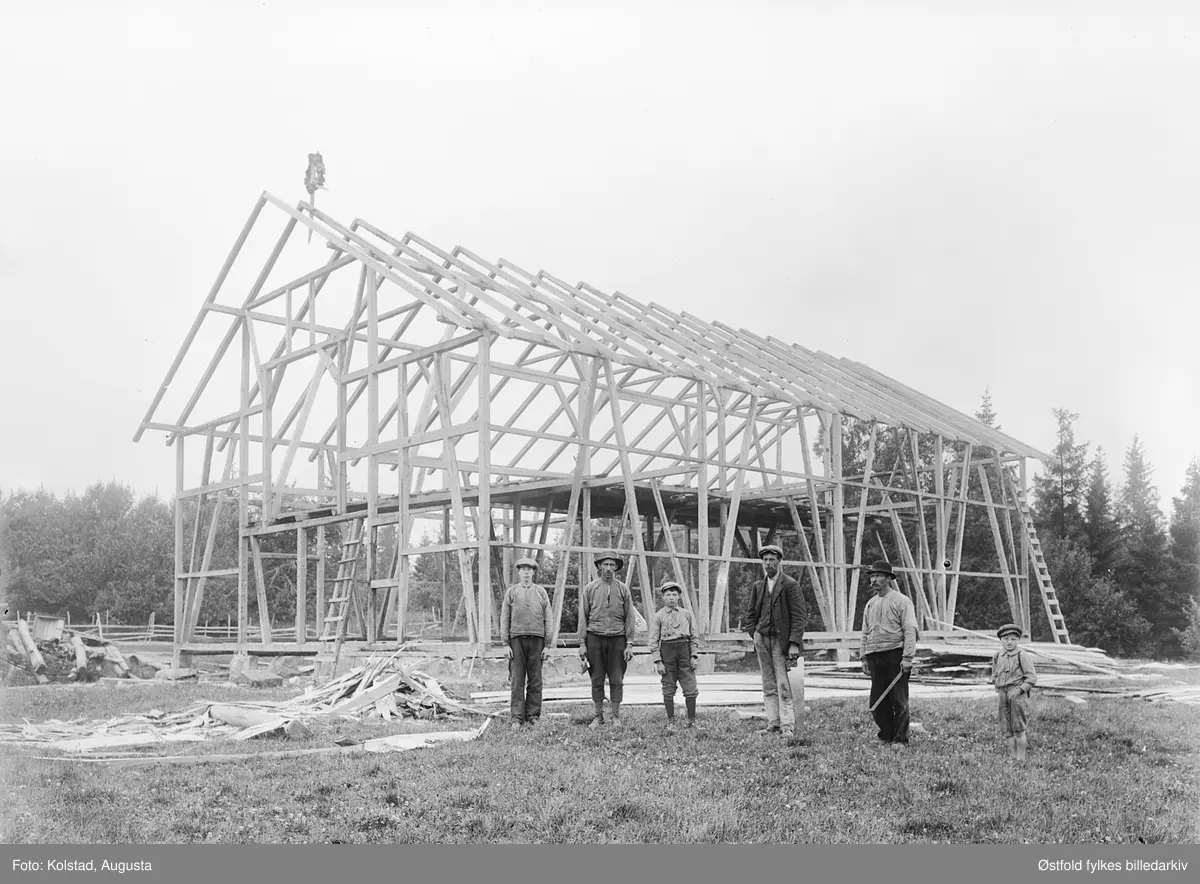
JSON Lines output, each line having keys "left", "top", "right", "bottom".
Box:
{"left": 604, "top": 360, "right": 655, "bottom": 630}
{"left": 433, "top": 353, "right": 479, "bottom": 644}
{"left": 979, "top": 464, "right": 1020, "bottom": 622}
{"left": 477, "top": 337, "right": 493, "bottom": 643}
{"left": 945, "top": 443, "right": 973, "bottom": 621}
{"left": 846, "top": 422, "right": 878, "bottom": 627}
{"left": 249, "top": 536, "right": 273, "bottom": 645}
{"left": 710, "top": 396, "right": 758, "bottom": 632}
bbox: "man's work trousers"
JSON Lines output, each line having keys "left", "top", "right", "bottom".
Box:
{"left": 659, "top": 639, "right": 699, "bottom": 700}
{"left": 585, "top": 632, "right": 628, "bottom": 706}
{"left": 753, "top": 631, "right": 795, "bottom": 731}
{"left": 865, "top": 647, "right": 910, "bottom": 744}
{"left": 508, "top": 636, "right": 545, "bottom": 723}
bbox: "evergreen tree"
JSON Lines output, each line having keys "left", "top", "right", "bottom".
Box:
{"left": 1083, "top": 447, "right": 1122, "bottom": 577}
{"left": 1115, "top": 436, "right": 1176, "bottom": 656}
{"left": 1166, "top": 458, "right": 1200, "bottom": 657}
{"left": 1031, "top": 408, "right": 1089, "bottom": 544}
{"left": 975, "top": 388, "right": 999, "bottom": 429}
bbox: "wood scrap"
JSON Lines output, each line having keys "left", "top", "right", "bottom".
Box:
{"left": 16, "top": 620, "right": 47, "bottom": 673}
{"left": 50, "top": 721, "right": 491, "bottom": 767}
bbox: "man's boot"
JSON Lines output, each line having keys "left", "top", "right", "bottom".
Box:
{"left": 664, "top": 697, "right": 675, "bottom": 728}
{"left": 611, "top": 702, "right": 622, "bottom": 727}
{"left": 685, "top": 697, "right": 697, "bottom": 728}
{"left": 588, "top": 701, "right": 605, "bottom": 728}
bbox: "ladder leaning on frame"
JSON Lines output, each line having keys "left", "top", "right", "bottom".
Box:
{"left": 319, "top": 518, "right": 366, "bottom": 668}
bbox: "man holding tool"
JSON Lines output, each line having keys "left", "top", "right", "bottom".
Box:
{"left": 859, "top": 560, "right": 919, "bottom": 749}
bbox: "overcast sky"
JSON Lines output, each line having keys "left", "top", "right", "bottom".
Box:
{"left": 2, "top": 1, "right": 1197, "bottom": 515}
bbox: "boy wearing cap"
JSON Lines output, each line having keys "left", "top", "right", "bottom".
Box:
{"left": 500, "top": 557, "right": 553, "bottom": 729}
{"left": 740, "top": 544, "right": 807, "bottom": 738}
{"left": 650, "top": 581, "right": 700, "bottom": 728}
{"left": 991, "top": 623, "right": 1037, "bottom": 762}
{"left": 577, "top": 550, "right": 637, "bottom": 727}
{"left": 859, "top": 560, "right": 919, "bottom": 748}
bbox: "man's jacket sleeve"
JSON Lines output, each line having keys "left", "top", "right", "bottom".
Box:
{"left": 741, "top": 582, "right": 758, "bottom": 636}
{"left": 499, "top": 588, "right": 512, "bottom": 644}
{"left": 576, "top": 583, "right": 589, "bottom": 644}
{"left": 624, "top": 585, "right": 636, "bottom": 642}
{"left": 540, "top": 586, "right": 553, "bottom": 641}
{"left": 786, "top": 575, "right": 807, "bottom": 648}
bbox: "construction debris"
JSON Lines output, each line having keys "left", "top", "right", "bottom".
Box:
{"left": 0, "top": 653, "right": 496, "bottom": 761}
{"left": 2, "top": 618, "right": 138, "bottom": 686}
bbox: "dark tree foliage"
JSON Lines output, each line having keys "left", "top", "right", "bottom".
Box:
{"left": 1115, "top": 437, "right": 1177, "bottom": 656}
{"left": 1032, "top": 408, "right": 1089, "bottom": 544}
{"left": 1166, "top": 458, "right": 1200, "bottom": 657}
{"left": 1083, "top": 447, "right": 1122, "bottom": 577}
{"left": 1037, "top": 535, "right": 1151, "bottom": 656}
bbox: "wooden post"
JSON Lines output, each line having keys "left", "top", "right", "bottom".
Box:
{"left": 846, "top": 423, "right": 878, "bottom": 627}
{"left": 477, "top": 337, "right": 493, "bottom": 644}
{"left": 945, "top": 443, "right": 973, "bottom": 621}
{"left": 830, "top": 413, "right": 846, "bottom": 631}
{"left": 395, "top": 362, "right": 412, "bottom": 643}
{"left": 237, "top": 323, "right": 250, "bottom": 649}
{"left": 441, "top": 507, "right": 450, "bottom": 636}
{"left": 296, "top": 527, "right": 307, "bottom": 646}
{"left": 696, "top": 382, "right": 710, "bottom": 632}
{"left": 173, "top": 437, "right": 185, "bottom": 666}
{"left": 934, "top": 434, "right": 947, "bottom": 624}
{"left": 250, "top": 536, "right": 273, "bottom": 645}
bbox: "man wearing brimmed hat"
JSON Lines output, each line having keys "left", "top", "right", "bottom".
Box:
{"left": 991, "top": 622, "right": 1037, "bottom": 762}
{"left": 859, "top": 560, "right": 919, "bottom": 748}
{"left": 577, "top": 550, "right": 637, "bottom": 727}
{"left": 500, "top": 556, "right": 553, "bottom": 729}
{"left": 740, "top": 543, "right": 807, "bottom": 738}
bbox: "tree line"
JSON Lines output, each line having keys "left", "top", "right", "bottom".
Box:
{"left": 1, "top": 394, "right": 1197, "bottom": 658}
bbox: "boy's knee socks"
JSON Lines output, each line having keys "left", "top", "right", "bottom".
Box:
{"left": 664, "top": 697, "right": 675, "bottom": 720}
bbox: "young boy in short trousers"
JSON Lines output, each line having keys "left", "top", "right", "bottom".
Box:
{"left": 991, "top": 623, "right": 1037, "bottom": 762}
{"left": 650, "top": 581, "right": 700, "bottom": 728}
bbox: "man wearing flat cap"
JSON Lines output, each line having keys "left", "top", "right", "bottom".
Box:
{"left": 859, "top": 560, "right": 919, "bottom": 748}
{"left": 500, "top": 556, "right": 552, "bottom": 729}
{"left": 577, "top": 550, "right": 637, "bottom": 727}
{"left": 741, "top": 544, "right": 807, "bottom": 738}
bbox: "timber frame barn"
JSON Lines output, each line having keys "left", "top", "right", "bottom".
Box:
{"left": 136, "top": 192, "right": 1066, "bottom": 667}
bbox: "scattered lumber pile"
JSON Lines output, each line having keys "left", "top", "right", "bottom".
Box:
{"left": 0, "top": 653, "right": 496, "bottom": 761}
{"left": 914, "top": 638, "right": 1122, "bottom": 678}
{"left": 1, "top": 619, "right": 136, "bottom": 685}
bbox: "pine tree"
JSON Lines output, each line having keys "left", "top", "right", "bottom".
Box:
{"left": 1115, "top": 436, "right": 1175, "bottom": 656}
{"left": 1167, "top": 457, "right": 1200, "bottom": 656}
{"left": 1031, "top": 408, "right": 1089, "bottom": 544}
{"left": 1083, "top": 447, "right": 1122, "bottom": 577}
{"left": 975, "top": 388, "right": 999, "bottom": 429}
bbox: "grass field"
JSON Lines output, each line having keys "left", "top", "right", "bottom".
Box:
{"left": 1, "top": 680, "right": 1197, "bottom": 844}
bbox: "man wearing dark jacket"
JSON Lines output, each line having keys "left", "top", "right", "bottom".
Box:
{"left": 741, "top": 544, "right": 807, "bottom": 737}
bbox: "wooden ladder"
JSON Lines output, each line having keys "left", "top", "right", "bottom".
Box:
{"left": 320, "top": 518, "right": 366, "bottom": 663}
{"left": 1008, "top": 477, "right": 1071, "bottom": 644}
